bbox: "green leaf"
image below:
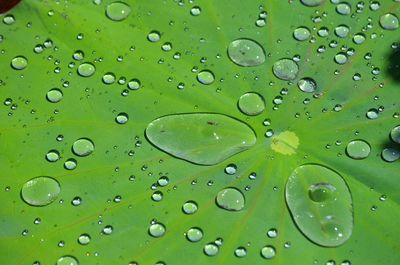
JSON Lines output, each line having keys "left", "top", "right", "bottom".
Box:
{"left": 0, "top": 0, "right": 399, "bottom": 264}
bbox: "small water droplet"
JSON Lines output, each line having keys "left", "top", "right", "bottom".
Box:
{"left": 77, "top": 63, "right": 96, "bottom": 77}
{"left": 334, "top": 25, "right": 350, "bottom": 38}
{"left": 390, "top": 125, "right": 400, "bottom": 144}
{"left": 78, "top": 234, "right": 91, "bottom": 245}
{"left": 346, "top": 139, "right": 371, "bottom": 159}
{"left": 106, "top": 2, "right": 131, "bottom": 21}
{"left": 182, "top": 201, "right": 198, "bottom": 214}
{"left": 21, "top": 177, "right": 61, "bottom": 206}
{"left": 56, "top": 256, "right": 79, "bottom": 265}
{"left": 298, "top": 78, "right": 317, "bottom": 93}
{"left": 115, "top": 112, "right": 129, "bottom": 124}
{"left": 102, "top": 225, "right": 113, "bottom": 235}
{"left": 267, "top": 228, "right": 278, "bottom": 238}
{"left": 273, "top": 58, "right": 299, "bottom": 80}
{"left": 190, "top": 6, "right": 201, "bottom": 16}
{"left": 64, "top": 159, "right": 77, "bottom": 170}
{"left": 237, "top": 92, "right": 265, "bottom": 116}
{"left": 46, "top": 88, "right": 63, "bottom": 103}
{"left": 102, "top": 73, "right": 116, "bottom": 84}
{"left": 234, "top": 247, "right": 247, "bottom": 257}
{"left": 381, "top": 148, "right": 400, "bottom": 162}
{"left": 72, "top": 138, "right": 95, "bottom": 157}
{"left": 227, "top": 39, "right": 266, "bottom": 67}
{"left": 197, "top": 70, "right": 215, "bottom": 85}
{"left": 147, "top": 31, "right": 161, "bottom": 42}
{"left": 261, "top": 245, "right": 276, "bottom": 259}
{"left": 366, "top": 108, "right": 379, "bottom": 119}
{"left": 46, "top": 150, "right": 60, "bottom": 162}
{"left": 204, "top": 243, "right": 219, "bottom": 256}
{"left": 216, "top": 187, "right": 245, "bottom": 211}
{"left": 336, "top": 3, "right": 351, "bottom": 15}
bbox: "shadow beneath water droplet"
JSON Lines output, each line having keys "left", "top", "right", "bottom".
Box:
{"left": 386, "top": 43, "right": 400, "bottom": 83}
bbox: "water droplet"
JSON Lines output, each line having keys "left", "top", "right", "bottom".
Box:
{"left": 216, "top": 187, "right": 245, "bottom": 211}
{"left": 106, "top": 2, "right": 131, "bottom": 21}
{"left": 72, "top": 138, "right": 95, "bottom": 157}
{"left": 380, "top": 13, "right": 399, "bottom": 30}
{"left": 285, "top": 164, "right": 353, "bottom": 247}
{"left": 273, "top": 58, "right": 299, "bottom": 80}
{"left": 149, "top": 222, "right": 166, "bottom": 237}
{"left": 46, "top": 89, "right": 63, "bottom": 103}
{"left": 353, "top": 33, "right": 365, "bottom": 44}
{"left": 78, "top": 234, "right": 91, "bottom": 245}
{"left": 234, "top": 247, "right": 247, "bottom": 257}
{"left": 64, "top": 158, "right": 77, "bottom": 170}
{"left": 71, "top": 196, "right": 82, "bottom": 206}
{"left": 145, "top": 113, "right": 256, "bottom": 165}
{"left": 346, "top": 140, "right": 371, "bottom": 159}
{"left": 293, "top": 27, "right": 311, "bottom": 41}
{"left": 102, "top": 225, "right": 113, "bottom": 235}
{"left": 115, "top": 112, "right": 129, "bottom": 124}
{"left": 11, "top": 56, "right": 28, "bottom": 70}
{"left": 298, "top": 78, "right": 317, "bottom": 93}
{"left": 237, "top": 92, "right": 265, "bottom": 116}
{"left": 190, "top": 6, "right": 201, "bottom": 16}
{"left": 56, "top": 256, "right": 79, "bottom": 265}
{"left": 77, "top": 63, "right": 96, "bottom": 77}
{"left": 197, "top": 70, "right": 215, "bottom": 85}
{"left": 381, "top": 148, "right": 400, "bottom": 162}
{"left": 3, "top": 14, "right": 16, "bottom": 25}
{"left": 127, "top": 79, "right": 141, "bottom": 90}
{"left": 227, "top": 38, "right": 266, "bottom": 67}
{"left": 186, "top": 227, "right": 203, "bottom": 242}
{"left": 21, "top": 177, "right": 61, "bottom": 206}
{"left": 204, "top": 243, "right": 219, "bottom": 256}
{"left": 102, "top": 73, "right": 116, "bottom": 84}
{"left": 334, "top": 25, "right": 350, "bottom": 38}
{"left": 261, "top": 245, "right": 276, "bottom": 259}
{"left": 300, "top": 0, "right": 324, "bottom": 6}
{"left": 267, "top": 228, "right": 278, "bottom": 238}
{"left": 390, "top": 125, "right": 400, "bottom": 144}
{"left": 73, "top": 50, "right": 84, "bottom": 61}
{"left": 224, "top": 164, "right": 237, "bottom": 175}
{"left": 366, "top": 108, "right": 379, "bottom": 119}
{"left": 182, "top": 201, "right": 198, "bottom": 214}
{"left": 334, "top": 53, "right": 348, "bottom": 65}
{"left": 46, "top": 150, "right": 60, "bottom": 162}
{"left": 147, "top": 31, "right": 161, "bottom": 42}
{"left": 336, "top": 3, "right": 351, "bottom": 15}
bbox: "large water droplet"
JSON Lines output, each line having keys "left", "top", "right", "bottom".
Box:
{"left": 227, "top": 39, "right": 266, "bottom": 67}
{"left": 145, "top": 113, "right": 256, "bottom": 165}
{"left": 298, "top": 78, "right": 317, "bottom": 93}
{"left": 346, "top": 139, "right": 371, "bottom": 159}
{"left": 380, "top": 13, "right": 399, "bottom": 30}
{"left": 238, "top": 92, "right": 265, "bottom": 116}
{"left": 106, "top": 2, "right": 131, "bottom": 21}
{"left": 335, "top": 25, "right": 350, "bottom": 38}
{"left": 21, "top": 177, "right": 61, "bottom": 206}
{"left": 216, "top": 187, "right": 245, "bottom": 211}
{"left": 204, "top": 243, "right": 219, "bottom": 256}
{"left": 273, "top": 58, "right": 299, "bottom": 81}
{"left": 11, "top": 56, "right": 28, "bottom": 70}
{"left": 381, "top": 148, "right": 400, "bottom": 162}
{"left": 300, "top": 0, "right": 323, "bottom": 7}
{"left": 77, "top": 63, "right": 96, "bottom": 77}
{"left": 56, "top": 256, "right": 79, "bottom": 265}
{"left": 197, "top": 70, "right": 215, "bottom": 85}
{"left": 186, "top": 227, "right": 203, "bottom": 242}
{"left": 390, "top": 125, "right": 400, "bottom": 144}
{"left": 72, "top": 138, "right": 95, "bottom": 157}
{"left": 261, "top": 245, "right": 276, "bottom": 259}
{"left": 149, "top": 222, "right": 166, "bottom": 237}
{"left": 285, "top": 164, "right": 353, "bottom": 247}
{"left": 46, "top": 88, "right": 63, "bottom": 103}
{"left": 293, "top": 27, "right": 311, "bottom": 41}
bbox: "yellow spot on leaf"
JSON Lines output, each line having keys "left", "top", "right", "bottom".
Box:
{"left": 271, "top": 131, "right": 299, "bottom": 155}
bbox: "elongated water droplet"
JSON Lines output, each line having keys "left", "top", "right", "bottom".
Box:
{"left": 77, "top": 63, "right": 96, "bottom": 77}
{"left": 300, "top": 0, "right": 323, "bottom": 7}
{"left": 21, "top": 177, "right": 61, "bottom": 206}
{"left": 216, "top": 187, "right": 245, "bottom": 211}
{"left": 293, "top": 27, "right": 311, "bottom": 41}
{"left": 234, "top": 247, "right": 247, "bottom": 257}
{"left": 197, "top": 70, "right": 215, "bottom": 85}
{"left": 285, "top": 164, "right": 353, "bottom": 247}
{"left": 227, "top": 39, "right": 265, "bottom": 67}
{"left": 346, "top": 139, "right": 371, "bottom": 159}
{"left": 273, "top": 58, "right": 299, "bottom": 80}
{"left": 145, "top": 113, "right": 256, "bottom": 165}
{"left": 72, "top": 138, "right": 95, "bottom": 157}
{"left": 56, "top": 256, "right": 79, "bottom": 265}
{"left": 11, "top": 56, "right": 28, "bottom": 70}
{"left": 106, "top": 2, "right": 131, "bottom": 21}
{"left": 238, "top": 92, "right": 265, "bottom": 116}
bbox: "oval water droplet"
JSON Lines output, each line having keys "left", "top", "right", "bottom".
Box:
{"left": 72, "top": 138, "right": 95, "bottom": 157}
{"left": 77, "top": 63, "right": 96, "bottom": 77}
{"left": 11, "top": 56, "right": 28, "bottom": 70}
{"left": 21, "top": 177, "right": 61, "bottom": 206}
{"left": 46, "top": 88, "right": 63, "bottom": 103}
{"left": 106, "top": 2, "right": 131, "bottom": 21}
{"left": 346, "top": 139, "right": 371, "bottom": 159}
{"left": 390, "top": 125, "right": 400, "bottom": 144}
{"left": 293, "top": 27, "right": 311, "bottom": 41}
{"left": 336, "top": 3, "right": 351, "bottom": 15}
{"left": 46, "top": 150, "right": 60, "bottom": 162}
{"left": 380, "top": 13, "right": 399, "bottom": 30}
{"left": 186, "top": 227, "right": 203, "bottom": 242}
{"left": 227, "top": 38, "right": 266, "bottom": 67}
{"left": 335, "top": 25, "right": 350, "bottom": 38}
{"left": 147, "top": 31, "right": 161, "bottom": 42}
{"left": 182, "top": 201, "right": 198, "bottom": 214}
{"left": 261, "top": 245, "right": 276, "bottom": 259}
{"left": 381, "top": 148, "right": 400, "bottom": 162}
{"left": 102, "top": 72, "right": 116, "bottom": 84}
{"left": 197, "top": 70, "right": 215, "bottom": 85}
{"left": 273, "top": 58, "right": 299, "bottom": 81}
{"left": 149, "top": 222, "right": 166, "bottom": 237}
{"left": 56, "top": 256, "right": 79, "bottom": 265}
{"left": 115, "top": 112, "right": 129, "bottom": 124}
{"left": 285, "top": 164, "right": 353, "bottom": 247}
{"left": 204, "top": 243, "right": 219, "bottom": 256}
{"left": 64, "top": 158, "right": 77, "bottom": 170}
{"left": 298, "top": 78, "right": 317, "bottom": 93}
{"left": 366, "top": 108, "right": 379, "bottom": 119}
{"left": 145, "top": 113, "right": 256, "bottom": 165}
{"left": 300, "top": 0, "right": 323, "bottom": 7}
{"left": 78, "top": 234, "right": 91, "bottom": 245}
{"left": 238, "top": 92, "right": 265, "bottom": 116}
{"left": 234, "top": 247, "right": 247, "bottom": 257}
{"left": 216, "top": 187, "right": 245, "bottom": 211}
